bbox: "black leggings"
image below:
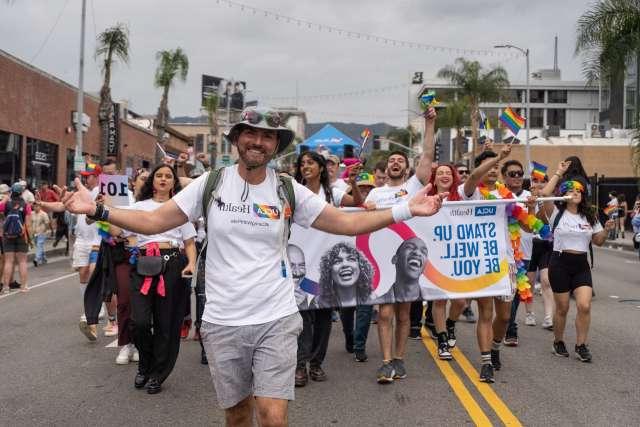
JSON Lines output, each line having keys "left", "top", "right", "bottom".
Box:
{"left": 130, "top": 252, "right": 188, "bottom": 384}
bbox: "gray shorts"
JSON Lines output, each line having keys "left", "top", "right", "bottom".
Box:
{"left": 200, "top": 312, "right": 303, "bottom": 409}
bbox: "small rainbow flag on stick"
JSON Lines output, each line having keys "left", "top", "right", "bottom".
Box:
{"left": 499, "top": 107, "right": 526, "bottom": 136}
{"left": 604, "top": 205, "right": 617, "bottom": 216}
{"left": 531, "top": 161, "right": 548, "bottom": 180}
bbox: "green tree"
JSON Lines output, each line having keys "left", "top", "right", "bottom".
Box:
{"left": 202, "top": 94, "right": 219, "bottom": 167}
{"left": 95, "top": 23, "right": 130, "bottom": 161}
{"left": 154, "top": 48, "right": 189, "bottom": 162}
{"left": 575, "top": 0, "right": 640, "bottom": 174}
{"left": 437, "top": 58, "right": 509, "bottom": 165}
{"left": 436, "top": 100, "right": 470, "bottom": 163}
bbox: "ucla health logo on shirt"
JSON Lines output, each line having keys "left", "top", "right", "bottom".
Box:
{"left": 253, "top": 204, "right": 281, "bottom": 220}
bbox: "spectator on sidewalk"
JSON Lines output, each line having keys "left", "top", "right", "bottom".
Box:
{"left": 19, "top": 180, "right": 35, "bottom": 205}
{"left": 31, "top": 202, "right": 52, "bottom": 267}
{"left": 0, "top": 183, "right": 32, "bottom": 293}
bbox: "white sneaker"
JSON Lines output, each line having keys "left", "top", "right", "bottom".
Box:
{"left": 80, "top": 314, "right": 86, "bottom": 322}
{"left": 525, "top": 312, "right": 537, "bottom": 326}
{"left": 116, "top": 345, "right": 131, "bottom": 365}
{"left": 98, "top": 305, "right": 107, "bottom": 321}
{"left": 541, "top": 317, "right": 553, "bottom": 330}
{"left": 103, "top": 324, "right": 118, "bottom": 337}
{"left": 130, "top": 344, "right": 139, "bottom": 362}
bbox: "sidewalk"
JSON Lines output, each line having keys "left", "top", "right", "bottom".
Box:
{"left": 24, "top": 237, "right": 70, "bottom": 265}
{"left": 602, "top": 231, "right": 637, "bottom": 253}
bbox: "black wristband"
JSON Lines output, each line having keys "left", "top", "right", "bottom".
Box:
{"left": 88, "top": 202, "right": 109, "bottom": 222}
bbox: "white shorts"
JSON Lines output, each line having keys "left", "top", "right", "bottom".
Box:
{"left": 72, "top": 241, "right": 93, "bottom": 268}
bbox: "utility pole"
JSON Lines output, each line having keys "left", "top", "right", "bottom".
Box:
{"left": 74, "top": 0, "right": 87, "bottom": 173}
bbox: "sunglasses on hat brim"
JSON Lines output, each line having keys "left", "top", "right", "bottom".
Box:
{"left": 241, "top": 110, "right": 283, "bottom": 128}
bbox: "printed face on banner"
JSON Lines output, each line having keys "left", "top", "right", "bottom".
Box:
{"left": 288, "top": 203, "right": 510, "bottom": 310}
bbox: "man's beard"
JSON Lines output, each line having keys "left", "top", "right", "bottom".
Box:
{"left": 239, "top": 145, "right": 272, "bottom": 169}
{"left": 388, "top": 168, "right": 406, "bottom": 180}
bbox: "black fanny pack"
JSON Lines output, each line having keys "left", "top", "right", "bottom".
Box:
{"left": 136, "top": 256, "right": 165, "bottom": 277}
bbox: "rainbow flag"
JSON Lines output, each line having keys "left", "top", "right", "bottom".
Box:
{"left": 420, "top": 90, "right": 439, "bottom": 109}
{"left": 604, "top": 205, "right": 617, "bottom": 216}
{"left": 360, "top": 128, "right": 371, "bottom": 141}
{"left": 499, "top": 107, "right": 526, "bottom": 135}
{"left": 531, "top": 161, "right": 548, "bottom": 180}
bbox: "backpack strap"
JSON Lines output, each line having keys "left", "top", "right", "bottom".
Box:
{"left": 277, "top": 173, "right": 296, "bottom": 240}
{"left": 201, "top": 167, "right": 225, "bottom": 233}
{"left": 551, "top": 205, "right": 565, "bottom": 234}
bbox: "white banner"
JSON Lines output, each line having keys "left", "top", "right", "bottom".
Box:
{"left": 288, "top": 203, "right": 511, "bottom": 310}
{"left": 98, "top": 174, "right": 130, "bottom": 207}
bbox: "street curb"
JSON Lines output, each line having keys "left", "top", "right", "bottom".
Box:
{"left": 603, "top": 240, "right": 635, "bottom": 252}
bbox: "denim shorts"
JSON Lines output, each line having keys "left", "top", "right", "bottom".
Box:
{"left": 200, "top": 312, "right": 303, "bottom": 409}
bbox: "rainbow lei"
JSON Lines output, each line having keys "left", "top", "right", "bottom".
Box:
{"left": 96, "top": 221, "right": 115, "bottom": 246}
{"left": 478, "top": 182, "right": 551, "bottom": 303}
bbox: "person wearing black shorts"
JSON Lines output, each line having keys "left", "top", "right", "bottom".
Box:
{"left": 540, "top": 175, "right": 614, "bottom": 363}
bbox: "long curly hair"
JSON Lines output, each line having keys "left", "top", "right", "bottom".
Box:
{"left": 427, "top": 163, "right": 461, "bottom": 201}
{"left": 294, "top": 151, "right": 334, "bottom": 204}
{"left": 557, "top": 176, "right": 596, "bottom": 225}
{"left": 137, "top": 164, "right": 183, "bottom": 202}
{"left": 318, "top": 242, "right": 373, "bottom": 307}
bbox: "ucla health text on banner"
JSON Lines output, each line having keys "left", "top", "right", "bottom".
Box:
{"left": 287, "top": 203, "right": 511, "bottom": 310}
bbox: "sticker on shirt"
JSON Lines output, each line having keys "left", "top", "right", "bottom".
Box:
{"left": 253, "top": 204, "right": 281, "bottom": 220}
{"left": 395, "top": 189, "right": 408, "bottom": 198}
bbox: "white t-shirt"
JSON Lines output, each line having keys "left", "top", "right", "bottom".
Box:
{"left": 515, "top": 189, "right": 533, "bottom": 260}
{"left": 332, "top": 178, "right": 348, "bottom": 191}
{"left": 173, "top": 165, "right": 327, "bottom": 326}
{"left": 550, "top": 207, "right": 603, "bottom": 253}
{"left": 364, "top": 175, "right": 422, "bottom": 208}
{"left": 74, "top": 214, "right": 98, "bottom": 244}
{"left": 129, "top": 199, "right": 196, "bottom": 248}
{"left": 458, "top": 183, "right": 515, "bottom": 263}
{"left": 315, "top": 186, "right": 345, "bottom": 208}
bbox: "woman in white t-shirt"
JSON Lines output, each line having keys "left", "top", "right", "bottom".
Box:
{"left": 114, "top": 164, "right": 197, "bottom": 394}
{"left": 540, "top": 178, "right": 614, "bottom": 363}
{"left": 292, "top": 151, "right": 364, "bottom": 386}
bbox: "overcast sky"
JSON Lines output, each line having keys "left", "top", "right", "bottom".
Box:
{"left": 1, "top": 0, "right": 592, "bottom": 126}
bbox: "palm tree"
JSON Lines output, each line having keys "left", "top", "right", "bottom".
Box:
{"left": 436, "top": 99, "right": 469, "bottom": 163}
{"left": 202, "top": 93, "right": 219, "bottom": 167}
{"left": 437, "top": 58, "right": 509, "bottom": 165}
{"left": 154, "top": 48, "right": 189, "bottom": 162}
{"left": 575, "top": 0, "right": 640, "bottom": 173}
{"left": 95, "top": 23, "right": 129, "bottom": 161}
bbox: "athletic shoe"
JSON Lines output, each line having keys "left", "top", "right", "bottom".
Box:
{"left": 490, "top": 349, "right": 501, "bottom": 371}
{"left": 408, "top": 328, "right": 422, "bottom": 340}
{"left": 376, "top": 362, "right": 395, "bottom": 384}
{"left": 309, "top": 366, "right": 327, "bottom": 382}
{"left": 98, "top": 305, "right": 106, "bottom": 321}
{"left": 33, "top": 259, "right": 38, "bottom": 267}
{"left": 525, "top": 312, "right": 537, "bottom": 326}
{"left": 479, "top": 364, "right": 495, "bottom": 383}
{"left": 438, "top": 342, "right": 452, "bottom": 360}
{"left": 462, "top": 307, "right": 476, "bottom": 323}
{"left": 552, "top": 340, "right": 569, "bottom": 357}
{"left": 354, "top": 351, "right": 368, "bottom": 362}
{"left": 116, "top": 345, "right": 132, "bottom": 365}
{"left": 9, "top": 281, "right": 20, "bottom": 290}
{"left": 391, "top": 359, "right": 407, "bottom": 379}
{"left": 79, "top": 320, "right": 97, "bottom": 342}
{"left": 446, "top": 323, "right": 457, "bottom": 348}
{"left": 104, "top": 324, "right": 118, "bottom": 337}
{"left": 131, "top": 346, "right": 139, "bottom": 362}
{"left": 331, "top": 311, "right": 339, "bottom": 322}
{"left": 295, "top": 367, "right": 308, "bottom": 387}
{"left": 504, "top": 336, "right": 518, "bottom": 347}
{"left": 541, "top": 317, "right": 553, "bottom": 330}
{"left": 575, "top": 344, "right": 592, "bottom": 363}
{"left": 424, "top": 322, "right": 438, "bottom": 340}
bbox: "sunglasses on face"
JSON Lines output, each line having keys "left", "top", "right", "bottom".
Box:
{"left": 506, "top": 170, "right": 524, "bottom": 178}
{"left": 241, "top": 110, "right": 283, "bottom": 128}
{"left": 457, "top": 169, "right": 469, "bottom": 175}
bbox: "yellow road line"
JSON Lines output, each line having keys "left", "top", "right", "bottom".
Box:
{"left": 452, "top": 347, "right": 523, "bottom": 427}
{"left": 422, "top": 337, "right": 493, "bottom": 426}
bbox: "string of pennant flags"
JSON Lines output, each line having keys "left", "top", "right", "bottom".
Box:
{"left": 213, "top": 0, "right": 521, "bottom": 59}
{"left": 257, "top": 83, "right": 409, "bottom": 102}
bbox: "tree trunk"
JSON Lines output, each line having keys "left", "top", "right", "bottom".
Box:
{"left": 209, "top": 111, "right": 218, "bottom": 169}
{"left": 98, "top": 85, "right": 112, "bottom": 161}
{"left": 155, "top": 86, "right": 170, "bottom": 164}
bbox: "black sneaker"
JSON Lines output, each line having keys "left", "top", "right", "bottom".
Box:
{"left": 376, "top": 362, "right": 395, "bottom": 384}
{"left": 575, "top": 344, "right": 592, "bottom": 363}
{"left": 490, "top": 349, "right": 501, "bottom": 371}
{"left": 408, "top": 328, "right": 422, "bottom": 340}
{"left": 552, "top": 340, "right": 569, "bottom": 357}
{"left": 9, "top": 281, "right": 20, "bottom": 290}
{"left": 479, "top": 364, "right": 494, "bottom": 383}
{"left": 462, "top": 307, "right": 476, "bottom": 323}
{"left": 391, "top": 358, "right": 407, "bottom": 379}
{"left": 354, "top": 351, "right": 368, "bottom": 362}
{"left": 437, "top": 342, "right": 452, "bottom": 360}
{"left": 446, "top": 322, "right": 457, "bottom": 348}
{"left": 424, "top": 322, "right": 437, "bottom": 340}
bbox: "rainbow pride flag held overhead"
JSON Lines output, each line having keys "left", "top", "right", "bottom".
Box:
{"left": 499, "top": 107, "right": 526, "bottom": 136}
{"left": 531, "top": 161, "right": 548, "bottom": 180}
{"left": 360, "top": 128, "right": 371, "bottom": 141}
{"left": 604, "top": 205, "right": 617, "bottom": 216}
{"left": 420, "top": 90, "right": 439, "bottom": 109}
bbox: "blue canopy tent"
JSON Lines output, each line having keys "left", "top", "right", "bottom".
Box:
{"left": 297, "top": 124, "right": 360, "bottom": 158}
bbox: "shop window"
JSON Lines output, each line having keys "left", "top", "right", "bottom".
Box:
{"left": 529, "top": 109, "right": 544, "bottom": 128}
{"left": 529, "top": 90, "right": 545, "bottom": 103}
{"left": 548, "top": 90, "right": 567, "bottom": 103}
{"left": 27, "top": 138, "right": 58, "bottom": 187}
{"left": 547, "top": 109, "right": 566, "bottom": 129}
{"left": 0, "top": 130, "right": 22, "bottom": 185}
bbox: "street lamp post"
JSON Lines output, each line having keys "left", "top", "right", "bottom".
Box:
{"left": 74, "top": 0, "right": 87, "bottom": 173}
{"left": 495, "top": 44, "right": 531, "bottom": 177}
